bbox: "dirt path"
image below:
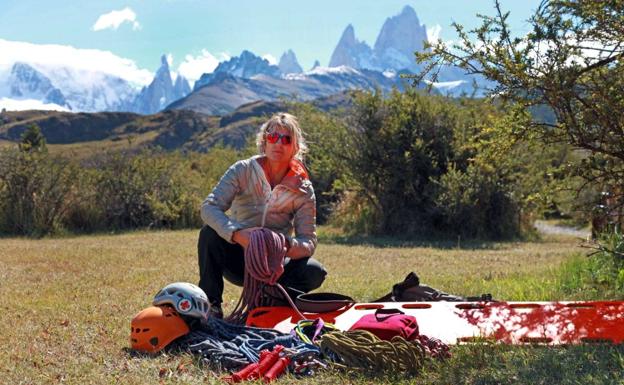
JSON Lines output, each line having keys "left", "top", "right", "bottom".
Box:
{"left": 534, "top": 220, "right": 590, "bottom": 238}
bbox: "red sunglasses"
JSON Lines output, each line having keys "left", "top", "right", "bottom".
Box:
{"left": 266, "top": 132, "right": 292, "bottom": 145}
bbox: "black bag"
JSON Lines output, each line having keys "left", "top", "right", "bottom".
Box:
{"left": 373, "top": 272, "right": 494, "bottom": 302}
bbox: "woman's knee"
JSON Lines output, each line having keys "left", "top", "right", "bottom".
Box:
{"left": 285, "top": 258, "right": 327, "bottom": 292}
{"left": 307, "top": 260, "right": 328, "bottom": 290}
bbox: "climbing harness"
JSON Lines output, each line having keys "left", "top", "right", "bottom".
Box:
{"left": 292, "top": 318, "right": 339, "bottom": 345}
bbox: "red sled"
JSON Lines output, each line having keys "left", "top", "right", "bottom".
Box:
{"left": 246, "top": 301, "right": 624, "bottom": 345}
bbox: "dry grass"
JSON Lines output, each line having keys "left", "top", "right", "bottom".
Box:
{"left": 43, "top": 131, "right": 160, "bottom": 159}
{"left": 0, "top": 228, "right": 610, "bottom": 384}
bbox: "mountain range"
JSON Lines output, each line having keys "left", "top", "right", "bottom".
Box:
{"left": 0, "top": 5, "right": 483, "bottom": 116}
{"left": 169, "top": 65, "right": 412, "bottom": 115}
{"left": 329, "top": 6, "right": 428, "bottom": 73}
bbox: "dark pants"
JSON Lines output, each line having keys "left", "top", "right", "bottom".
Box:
{"left": 197, "top": 225, "right": 327, "bottom": 306}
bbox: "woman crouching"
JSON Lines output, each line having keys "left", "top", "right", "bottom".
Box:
{"left": 197, "top": 113, "right": 327, "bottom": 318}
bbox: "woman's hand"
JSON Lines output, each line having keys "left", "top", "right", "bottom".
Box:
{"left": 232, "top": 227, "right": 263, "bottom": 249}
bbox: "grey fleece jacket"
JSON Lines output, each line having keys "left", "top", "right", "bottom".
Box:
{"left": 200, "top": 155, "right": 317, "bottom": 258}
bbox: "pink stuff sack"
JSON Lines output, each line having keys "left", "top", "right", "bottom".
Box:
{"left": 349, "top": 308, "right": 419, "bottom": 341}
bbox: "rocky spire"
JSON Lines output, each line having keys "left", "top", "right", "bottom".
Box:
{"left": 328, "top": 24, "right": 375, "bottom": 69}
{"left": 278, "top": 49, "right": 303, "bottom": 74}
{"left": 373, "top": 5, "right": 428, "bottom": 71}
{"left": 130, "top": 54, "right": 178, "bottom": 114}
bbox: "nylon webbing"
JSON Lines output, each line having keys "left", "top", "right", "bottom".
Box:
{"left": 172, "top": 316, "right": 320, "bottom": 370}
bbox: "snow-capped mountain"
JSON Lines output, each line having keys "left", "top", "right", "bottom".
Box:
{"left": 194, "top": 50, "right": 281, "bottom": 90}
{"left": 49, "top": 67, "right": 137, "bottom": 112}
{"left": 7, "top": 62, "right": 71, "bottom": 109}
{"left": 0, "top": 61, "right": 138, "bottom": 112}
{"left": 278, "top": 49, "right": 303, "bottom": 74}
{"left": 325, "top": 5, "right": 488, "bottom": 96}
{"left": 167, "top": 65, "right": 412, "bottom": 115}
{"left": 0, "top": 38, "right": 153, "bottom": 112}
{"left": 0, "top": 5, "right": 487, "bottom": 114}
{"left": 127, "top": 55, "right": 191, "bottom": 114}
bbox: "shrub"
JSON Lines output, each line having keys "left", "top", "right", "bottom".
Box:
{"left": 78, "top": 148, "right": 241, "bottom": 231}
{"left": 291, "top": 102, "right": 350, "bottom": 224}
{"left": 587, "top": 230, "right": 624, "bottom": 296}
{"left": 0, "top": 144, "right": 242, "bottom": 235}
{"left": 305, "top": 90, "right": 551, "bottom": 239}
{"left": 0, "top": 148, "right": 76, "bottom": 236}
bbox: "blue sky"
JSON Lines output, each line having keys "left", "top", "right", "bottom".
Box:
{"left": 0, "top": 0, "right": 541, "bottom": 84}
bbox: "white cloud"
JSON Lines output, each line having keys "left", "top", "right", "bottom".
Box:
{"left": 262, "top": 54, "right": 277, "bottom": 65}
{"left": 177, "top": 49, "right": 222, "bottom": 83}
{"left": 0, "top": 39, "right": 153, "bottom": 87}
{"left": 0, "top": 97, "right": 70, "bottom": 112}
{"left": 92, "top": 7, "right": 141, "bottom": 32}
{"left": 427, "top": 24, "right": 442, "bottom": 44}
{"left": 424, "top": 79, "right": 466, "bottom": 90}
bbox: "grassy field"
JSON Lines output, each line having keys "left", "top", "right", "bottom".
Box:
{"left": 1, "top": 227, "right": 623, "bottom": 384}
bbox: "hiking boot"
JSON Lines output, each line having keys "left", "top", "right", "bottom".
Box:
{"left": 209, "top": 303, "right": 223, "bottom": 319}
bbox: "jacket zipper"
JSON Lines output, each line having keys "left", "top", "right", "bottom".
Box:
{"left": 261, "top": 188, "right": 272, "bottom": 228}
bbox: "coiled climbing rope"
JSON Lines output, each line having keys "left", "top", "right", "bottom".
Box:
{"left": 319, "top": 330, "right": 430, "bottom": 374}
{"left": 227, "top": 228, "right": 306, "bottom": 323}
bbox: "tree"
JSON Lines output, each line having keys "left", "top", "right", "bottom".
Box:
{"left": 0, "top": 148, "right": 74, "bottom": 236}
{"left": 301, "top": 89, "right": 545, "bottom": 238}
{"left": 19, "top": 123, "right": 47, "bottom": 152}
{"left": 417, "top": 0, "right": 624, "bottom": 218}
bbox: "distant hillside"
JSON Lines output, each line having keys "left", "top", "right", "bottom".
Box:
{"left": 0, "top": 94, "right": 359, "bottom": 155}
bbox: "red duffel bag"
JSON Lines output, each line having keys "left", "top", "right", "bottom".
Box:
{"left": 348, "top": 308, "right": 419, "bottom": 340}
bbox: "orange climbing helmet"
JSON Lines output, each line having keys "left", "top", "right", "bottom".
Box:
{"left": 130, "top": 305, "right": 190, "bottom": 353}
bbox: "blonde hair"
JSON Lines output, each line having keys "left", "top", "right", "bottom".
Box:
{"left": 256, "top": 112, "right": 308, "bottom": 160}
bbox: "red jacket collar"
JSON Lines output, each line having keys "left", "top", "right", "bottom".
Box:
{"left": 258, "top": 157, "right": 309, "bottom": 192}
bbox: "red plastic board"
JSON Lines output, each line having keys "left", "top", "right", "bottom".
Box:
{"left": 246, "top": 301, "right": 624, "bottom": 345}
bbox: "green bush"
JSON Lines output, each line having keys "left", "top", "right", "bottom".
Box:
{"left": 0, "top": 148, "right": 76, "bottom": 236}
{"left": 296, "top": 90, "right": 553, "bottom": 239}
{"left": 93, "top": 151, "right": 185, "bottom": 229}
{"left": 291, "top": 102, "right": 350, "bottom": 224}
{"left": 0, "top": 144, "right": 242, "bottom": 236}
{"left": 74, "top": 148, "right": 241, "bottom": 231}
{"left": 588, "top": 230, "right": 624, "bottom": 296}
